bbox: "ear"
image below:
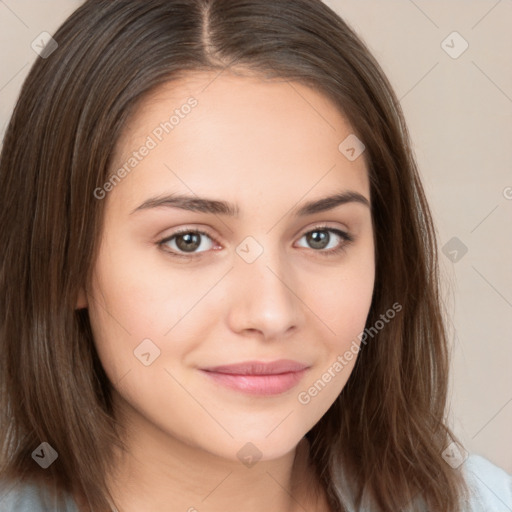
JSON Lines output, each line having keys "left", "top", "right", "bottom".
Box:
{"left": 76, "top": 287, "right": 88, "bottom": 309}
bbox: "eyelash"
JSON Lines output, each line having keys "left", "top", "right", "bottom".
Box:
{"left": 157, "top": 224, "right": 354, "bottom": 259}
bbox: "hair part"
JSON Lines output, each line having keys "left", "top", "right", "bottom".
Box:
{"left": 0, "top": 1, "right": 469, "bottom": 510}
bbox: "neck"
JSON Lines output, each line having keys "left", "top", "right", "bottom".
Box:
{"left": 105, "top": 427, "right": 323, "bottom": 512}
{"left": 84, "top": 391, "right": 327, "bottom": 512}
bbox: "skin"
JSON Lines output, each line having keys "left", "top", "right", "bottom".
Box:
{"left": 77, "top": 70, "right": 375, "bottom": 512}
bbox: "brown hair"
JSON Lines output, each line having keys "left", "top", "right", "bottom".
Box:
{"left": 0, "top": 0, "right": 469, "bottom": 510}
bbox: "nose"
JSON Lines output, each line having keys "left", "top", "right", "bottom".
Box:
{"left": 226, "top": 245, "right": 303, "bottom": 340}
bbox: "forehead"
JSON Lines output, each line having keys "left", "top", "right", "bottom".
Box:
{"left": 120, "top": 69, "right": 359, "bottom": 148}
{"left": 108, "top": 70, "right": 369, "bottom": 211}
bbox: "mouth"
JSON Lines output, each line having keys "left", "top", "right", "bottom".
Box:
{"left": 199, "top": 359, "right": 310, "bottom": 396}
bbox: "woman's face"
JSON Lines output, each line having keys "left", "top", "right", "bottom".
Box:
{"left": 81, "top": 71, "right": 375, "bottom": 462}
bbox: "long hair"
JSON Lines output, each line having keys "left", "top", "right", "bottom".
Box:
{"left": 0, "top": 1, "right": 469, "bottom": 510}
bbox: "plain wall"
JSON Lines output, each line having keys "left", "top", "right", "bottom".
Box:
{"left": 0, "top": 0, "right": 511, "bottom": 472}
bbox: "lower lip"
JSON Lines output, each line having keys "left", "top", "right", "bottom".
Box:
{"left": 200, "top": 369, "right": 308, "bottom": 395}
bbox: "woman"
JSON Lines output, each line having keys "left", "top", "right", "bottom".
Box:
{"left": 0, "top": 1, "right": 510, "bottom": 511}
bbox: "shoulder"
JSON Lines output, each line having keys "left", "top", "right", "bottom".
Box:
{"left": 0, "top": 477, "right": 78, "bottom": 512}
{"left": 461, "top": 453, "right": 512, "bottom": 510}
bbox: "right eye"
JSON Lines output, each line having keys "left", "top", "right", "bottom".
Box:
{"left": 158, "top": 228, "right": 219, "bottom": 258}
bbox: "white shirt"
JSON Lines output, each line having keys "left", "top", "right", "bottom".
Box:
{"left": 461, "top": 454, "right": 512, "bottom": 511}
{"left": 0, "top": 453, "right": 511, "bottom": 511}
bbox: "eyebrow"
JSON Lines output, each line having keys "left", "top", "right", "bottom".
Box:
{"left": 129, "top": 190, "right": 370, "bottom": 217}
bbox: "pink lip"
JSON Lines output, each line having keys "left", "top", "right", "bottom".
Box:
{"left": 200, "top": 359, "right": 310, "bottom": 395}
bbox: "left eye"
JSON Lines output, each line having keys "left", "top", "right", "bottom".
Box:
{"left": 158, "top": 227, "right": 353, "bottom": 257}
{"left": 296, "top": 227, "right": 352, "bottom": 253}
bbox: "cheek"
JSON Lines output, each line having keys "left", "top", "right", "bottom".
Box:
{"left": 294, "top": 266, "right": 374, "bottom": 418}
{"left": 86, "top": 245, "right": 219, "bottom": 388}
{"left": 88, "top": 237, "right": 187, "bottom": 335}
{"left": 308, "top": 251, "right": 375, "bottom": 349}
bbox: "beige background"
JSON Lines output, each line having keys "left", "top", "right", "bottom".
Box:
{"left": 1, "top": 1, "right": 511, "bottom": 472}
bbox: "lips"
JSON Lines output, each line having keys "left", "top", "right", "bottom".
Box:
{"left": 201, "top": 359, "right": 309, "bottom": 375}
{"left": 200, "top": 359, "right": 310, "bottom": 395}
